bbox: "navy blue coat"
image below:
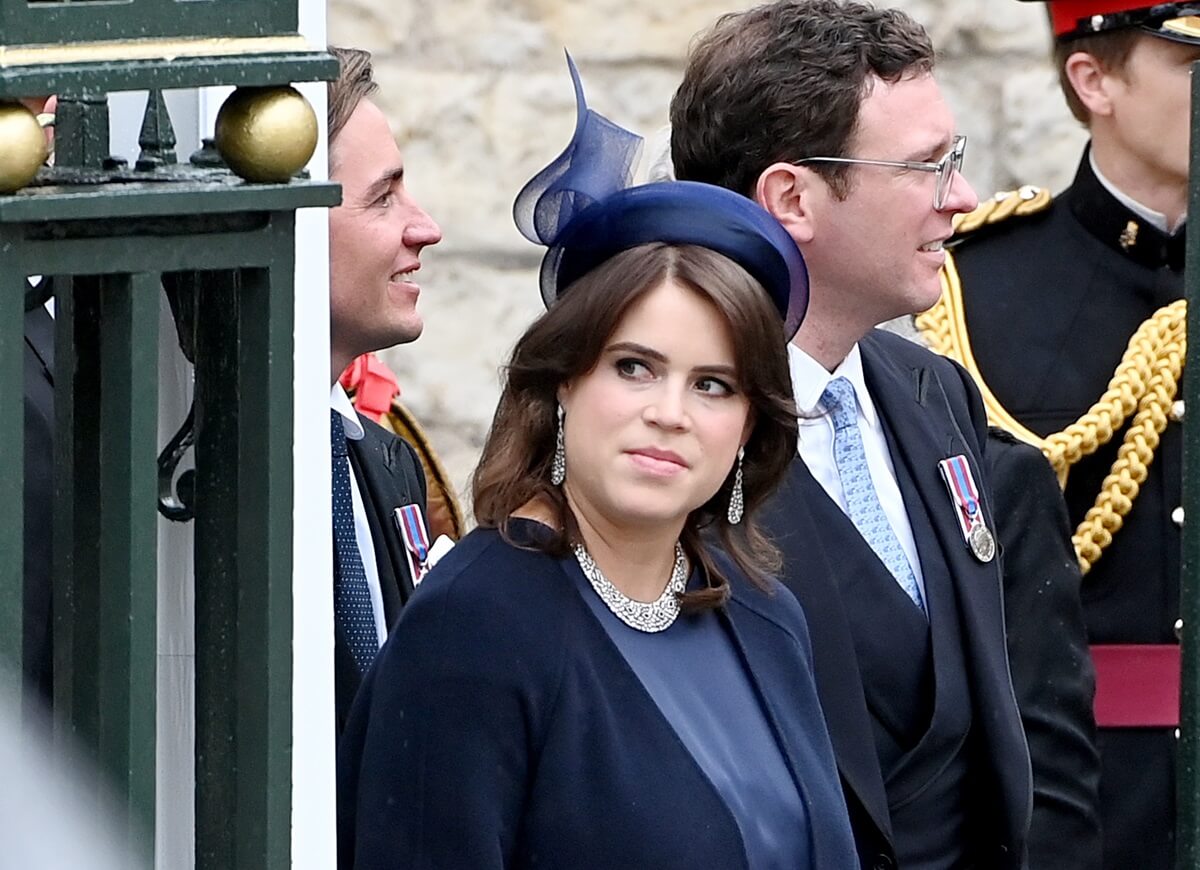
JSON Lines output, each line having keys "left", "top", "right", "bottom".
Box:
{"left": 338, "top": 524, "right": 857, "bottom": 869}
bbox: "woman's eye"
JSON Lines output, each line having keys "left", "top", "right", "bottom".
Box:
{"left": 696, "top": 377, "right": 735, "bottom": 397}
{"left": 616, "top": 358, "right": 651, "bottom": 379}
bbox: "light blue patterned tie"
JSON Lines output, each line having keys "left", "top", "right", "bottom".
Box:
{"left": 821, "top": 377, "right": 925, "bottom": 614}
{"left": 331, "top": 410, "right": 380, "bottom": 673}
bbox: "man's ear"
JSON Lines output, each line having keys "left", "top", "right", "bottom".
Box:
{"left": 1064, "top": 50, "right": 1117, "bottom": 119}
{"left": 755, "top": 162, "right": 817, "bottom": 244}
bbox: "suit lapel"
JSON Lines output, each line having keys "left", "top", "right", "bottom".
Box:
{"left": 860, "top": 336, "right": 1032, "bottom": 848}
{"left": 347, "top": 426, "right": 418, "bottom": 625}
{"left": 859, "top": 336, "right": 999, "bottom": 609}
{"left": 761, "top": 462, "right": 894, "bottom": 845}
{"left": 858, "top": 336, "right": 1019, "bottom": 752}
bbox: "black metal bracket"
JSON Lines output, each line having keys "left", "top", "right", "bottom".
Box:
{"left": 157, "top": 400, "right": 195, "bottom": 522}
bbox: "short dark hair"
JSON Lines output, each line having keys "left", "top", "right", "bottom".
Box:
{"left": 1053, "top": 31, "right": 1141, "bottom": 123}
{"left": 472, "top": 243, "right": 799, "bottom": 611}
{"left": 327, "top": 46, "right": 379, "bottom": 146}
{"left": 671, "top": 0, "right": 935, "bottom": 198}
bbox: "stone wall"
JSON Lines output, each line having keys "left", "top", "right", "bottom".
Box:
{"left": 329, "top": 0, "right": 1090, "bottom": 510}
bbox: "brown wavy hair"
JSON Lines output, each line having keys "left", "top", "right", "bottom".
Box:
{"left": 472, "top": 243, "right": 798, "bottom": 611}
{"left": 671, "top": 0, "right": 935, "bottom": 199}
{"left": 328, "top": 46, "right": 379, "bottom": 150}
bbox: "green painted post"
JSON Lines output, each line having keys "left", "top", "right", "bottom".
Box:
{"left": 54, "top": 94, "right": 112, "bottom": 170}
{"left": 1179, "top": 59, "right": 1200, "bottom": 870}
{"left": 96, "top": 273, "right": 159, "bottom": 859}
{"left": 2, "top": 7, "right": 337, "bottom": 866}
{"left": 54, "top": 277, "right": 104, "bottom": 750}
{"left": 49, "top": 272, "right": 157, "bottom": 860}
{"left": 194, "top": 269, "right": 242, "bottom": 870}
{"left": 1, "top": 0, "right": 296, "bottom": 45}
{"left": 0, "top": 262, "right": 25, "bottom": 680}
{"left": 193, "top": 251, "right": 294, "bottom": 870}
{"left": 233, "top": 260, "right": 294, "bottom": 869}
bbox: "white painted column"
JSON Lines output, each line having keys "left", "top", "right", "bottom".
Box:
{"left": 289, "top": 0, "right": 338, "bottom": 866}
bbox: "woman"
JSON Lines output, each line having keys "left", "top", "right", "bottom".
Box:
{"left": 338, "top": 57, "right": 857, "bottom": 870}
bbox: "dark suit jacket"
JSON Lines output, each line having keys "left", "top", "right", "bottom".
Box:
{"left": 338, "top": 524, "right": 859, "bottom": 870}
{"left": 23, "top": 305, "right": 55, "bottom": 703}
{"left": 987, "top": 428, "right": 1101, "bottom": 870}
{"left": 763, "top": 329, "right": 1032, "bottom": 870}
{"left": 335, "top": 416, "right": 427, "bottom": 732}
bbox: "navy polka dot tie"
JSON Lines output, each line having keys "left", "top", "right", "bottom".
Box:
{"left": 331, "top": 410, "right": 379, "bottom": 673}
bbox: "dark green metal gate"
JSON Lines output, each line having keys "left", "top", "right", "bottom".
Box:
{"left": 0, "top": 3, "right": 338, "bottom": 866}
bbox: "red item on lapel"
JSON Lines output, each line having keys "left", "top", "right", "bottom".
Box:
{"left": 340, "top": 353, "right": 401, "bottom": 423}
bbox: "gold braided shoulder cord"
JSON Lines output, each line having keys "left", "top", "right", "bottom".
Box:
{"left": 1067, "top": 301, "right": 1184, "bottom": 574}
{"left": 917, "top": 246, "right": 1185, "bottom": 576}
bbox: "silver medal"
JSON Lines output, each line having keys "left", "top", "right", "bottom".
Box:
{"left": 968, "top": 520, "right": 995, "bottom": 563}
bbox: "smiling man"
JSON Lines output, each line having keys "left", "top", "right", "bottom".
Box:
{"left": 916, "top": 4, "right": 1198, "bottom": 869}
{"left": 326, "top": 46, "right": 441, "bottom": 732}
{"left": 671, "top": 3, "right": 1035, "bottom": 868}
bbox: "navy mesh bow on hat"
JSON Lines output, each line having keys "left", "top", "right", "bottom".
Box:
{"left": 512, "top": 52, "right": 810, "bottom": 340}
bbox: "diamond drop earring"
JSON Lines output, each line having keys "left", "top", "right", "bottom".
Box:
{"left": 550, "top": 404, "right": 566, "bottom": 486}
{"left": 727, "top": 446, "right": 745, "bottom": 525}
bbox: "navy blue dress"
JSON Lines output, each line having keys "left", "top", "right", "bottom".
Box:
{"left": 338, "top": 520, "right": 857, "bottom": 869}
{"left": 572, "top": 560, "right": 812, "bottom": 870}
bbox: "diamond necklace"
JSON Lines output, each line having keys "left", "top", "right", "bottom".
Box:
{"left": 573, "top": 541, "right": 688, "bottom": 633}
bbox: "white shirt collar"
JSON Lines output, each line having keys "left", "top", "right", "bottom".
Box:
{"left": 1090, "top": 150, "right": 1185, "bottom": 235}
{"left": 787, "top": 342, "right": 877, "bottom": 429}
{"left": 330, "top": 384, "right": 365, "bottom": 441}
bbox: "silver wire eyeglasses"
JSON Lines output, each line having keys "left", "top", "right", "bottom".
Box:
{"left": 795, "top": 134, "right": 967, "bottom": 210}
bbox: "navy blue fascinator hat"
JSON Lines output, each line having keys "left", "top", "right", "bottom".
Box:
{"left": 513, "top": 53, "right": 808, "bottom": 340}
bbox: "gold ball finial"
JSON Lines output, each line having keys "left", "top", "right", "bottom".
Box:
{"left": 214, "top": 86, "right": 319, "bottom": 184}
{"left": 0, "top": 102, "right": 48, "bottom": 194}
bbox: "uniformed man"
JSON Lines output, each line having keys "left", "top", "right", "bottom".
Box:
{"left": 915, "top": 4, "right": 1196, "bottom": 868}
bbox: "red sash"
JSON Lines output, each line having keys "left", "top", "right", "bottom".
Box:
{"left": 1090, "top": 644, "right": 1180, "bottom": 728}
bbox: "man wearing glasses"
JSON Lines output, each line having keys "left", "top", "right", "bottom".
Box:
{"left": 671, "top": 2, "right": 1045, "bottom": 868}
{"left": 797, "top": 134, "right": 967, "bottom": 210}
{"left": 916, "top": 3, "right": 1197, "bottom": 868}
